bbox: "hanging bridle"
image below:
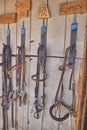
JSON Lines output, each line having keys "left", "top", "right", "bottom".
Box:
{"left": 49, "top": 45, "right": 77, "bottom": 122}
{"left": 31, "top": 19, "right": 47, "bottom": 119}
{"left": 49, "top": 15, "right": 78, "bottom": 122}
{"left": 7, "top": 22, "right": 27, "bottom": 106}
{"left": 1, "top": 25, "right": 14, "bottom": 130}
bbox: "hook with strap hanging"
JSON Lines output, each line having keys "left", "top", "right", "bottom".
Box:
{"left": 31, "top": 19, "right": 47, "bottom": 119}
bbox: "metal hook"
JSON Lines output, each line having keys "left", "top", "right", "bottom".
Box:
{"left": 34, "top": 108, "right": 42, "bottom": 119}
{"left": 34, "top": 111, "right": 39, "bottom": 119}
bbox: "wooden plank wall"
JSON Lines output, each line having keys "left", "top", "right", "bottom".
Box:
{"left": 0, "top": 0, "right": 86, "bottom": 130}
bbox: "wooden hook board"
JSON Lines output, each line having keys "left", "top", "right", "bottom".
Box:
{"left": 17, "top": 10, "right": 28, "bottom": 19}
{"left": 38, "top": 5, "right": 50, "bottom": 19}
{"left": 15, "top": 0, "right": 30, "bottom": 12}
{"left": 0, "top": 13, "right": 16, "bottom": 24}
{"left": 59, "top": 0, "right": 87, "bottom": 15}
{"left": 15, "top": 0, "right": 30, "bottom": 19}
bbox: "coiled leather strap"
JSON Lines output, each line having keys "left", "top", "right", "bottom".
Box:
{"left": 49, "top": 102, "right": 69, "bottom": 122}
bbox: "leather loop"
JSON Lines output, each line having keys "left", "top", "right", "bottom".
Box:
{"left": 9, "top": 91, "right": 14, "bottom": 100}
{"left": 31, "top": 73, "right": 47, "bottom": 82}
{"left": 49, "top": 103, "right": 69, "bottom": 122}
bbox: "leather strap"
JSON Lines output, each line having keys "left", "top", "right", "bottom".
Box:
{"left": 49, "top": 102, "right": 69, "bottom": 122}
{"left": 31, "top": 20, "right": 47, "bottom": 119}
{"left": 31, "top": 72, "right": 47, "bottom": 82}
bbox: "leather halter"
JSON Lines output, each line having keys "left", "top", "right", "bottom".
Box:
{"left": 49, "top": 15, "right": 78, "bottom": 122}
{"left": 49, "top": 46, "right": 77, "bottom": 122}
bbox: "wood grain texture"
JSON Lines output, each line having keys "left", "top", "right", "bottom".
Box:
{"left": 17, "top": 10, "right": 28, "bottom": 19}
{"left": 0, "top": 0, "right": 86, "bottom": 130}
{"left": 15, "top": 0, "right": 30, "bottom": 20}
{"left": 0, "top": 13, "right": 16, "bottom": 24}
{"left": 30, "top": 0, "right": 43, "bottom": 55}
{"left": 15, "top": 0, "right": 31, "bottom": 129}
{"left": 47, "top": 0, "right": 67, "bottom": 57}
{"left": 4, "top": 0, "right": 17, "bottom": 130}
{"left": 75, "top": 15, "right": 87, "bottom": 130}
{"left": 38, "top": 5, "right": 50, "bottom": 19}
{"left": 15, "top": 0, "right": 30, "bottom": 12}
{"left": 0, "top": 1, "right": 4, "bottom": 129}
{"left": 64, "top": 0, "right": 86, "bottom": 128}
{"left": 59, "top": 0, "right": 87, "bottom": 15}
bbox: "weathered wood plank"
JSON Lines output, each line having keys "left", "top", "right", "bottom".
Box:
{"left": 20, "top": 6, "right": 31, "bottom": 130}
{"left": 0, "top": 0, "right": 5, "bottom": 54}
{"left": 76, "top": 13, "right": 86, "bottom": 58}
{"left": 64, "top": 13, "right": 86, "bottom": 58}
{"left": 42, "top": 58, "right": 65, "bottom": 130}
{"left": 0, "top": 0, "right": 86, "bottom": 130}
{"left": 4, "top": 0, "right": 17, "bottom": 130}
{"left": 15, "top": 0, "right": 31, "bottom": 129}
{"left": 29, "top": 57, "right": 43, "bottom": 130}
{"left": 0, "top": 1, "right": 4, "bottom": 128}
{"left": 75, "top": 16, "right": 87, "bottom": 130}
{"left": 15, "top": 6, "right": 30, "bottom": 130}
{"left": 46, "top": 0, "right": 67, "bottom": 57}
{"left": 30, "top": 0, "right": 44, "bottom": 55}
{"left": 62, "top": 1, "right": 86, "bottom": 130}
{"left": 42, "top": 0, "right": 69, "bottom": 129}
{"left": 29, "top": 0, "right": 50, "bottom": 129}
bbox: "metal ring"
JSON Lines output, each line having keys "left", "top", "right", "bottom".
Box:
{"left": 31, "top": 73, "right": 47, "bottom": 82}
